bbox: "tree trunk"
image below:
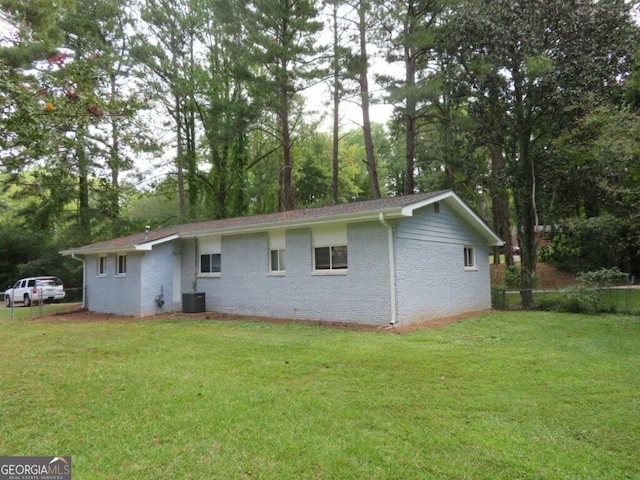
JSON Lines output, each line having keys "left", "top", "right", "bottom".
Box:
{"left": 175, "top": 96, "right": 186, "bottom": 221}
{"left": 279, "top": 92, "right": 295, "bottom": 211}
{"left": 109, "top": 70, "right": 121, "bottom": 238}
{"left": 358, "top": 0, "right": 381, "bottom": 199}
{"left": 516, "top": 137, "right": 538, "bottom": 308}
{"left": 490, "top": 144, "right": 512, "bottom": 266}
{"left": 76, "top": 125, "right": 91, "bottom": 242}
{"left": 403, "top": 23, "right": 417, "bottom": 196}
{"left": 331, "top": 2, "right": 340, "bottom": 205}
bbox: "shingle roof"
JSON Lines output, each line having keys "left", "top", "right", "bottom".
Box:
{"left": 62, "top": 190, "right": 502, "bottom": 254}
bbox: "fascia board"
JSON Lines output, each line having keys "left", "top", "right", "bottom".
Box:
{"left": 399, "top": 190, "right": 455, "bottom": 216}
{"left": 178, "top": 210, "right": 406, "bottom": 239}
{"left": 60, "top": 234, "right": 180, "bottom": 256}
{"left": 135, "top": 234, "right": 180, "bottom": 250}
{"left": 61, "top": 247, "right": 137, "bottom": 256}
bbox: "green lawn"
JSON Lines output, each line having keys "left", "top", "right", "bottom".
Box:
{"left": 1, "top": 312, "right": 639, "bottom": 479}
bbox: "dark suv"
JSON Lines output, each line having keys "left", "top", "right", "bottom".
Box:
{"left": 5, "top": 277, "right": 66, "bottom": 307}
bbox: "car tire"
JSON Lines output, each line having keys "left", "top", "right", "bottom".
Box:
{"left": 24, "top": 294, "right": 31, "bottom": 307}
{"left": 5, "top": 296, "right": 11, "bottom": 308}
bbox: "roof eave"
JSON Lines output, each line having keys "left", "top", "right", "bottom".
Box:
{"left": 179, "top": 208, "right": 408, "bottom": 239}
{"left": 61, "top": 234, "right": 180, "bottom": 256}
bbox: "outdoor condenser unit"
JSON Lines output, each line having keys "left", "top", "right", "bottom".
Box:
{"left": 182, "top": 292, "right": 206, "bottom": 313}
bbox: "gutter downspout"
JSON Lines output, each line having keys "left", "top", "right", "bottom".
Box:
{"left": 378, "top": 213, "right": 397, "bottom": 325}
{"left": 193, "top": 238, "right": 199, "bottom": 292}
{"left": 70, "top": 253, "right": 86, "bottom": 309}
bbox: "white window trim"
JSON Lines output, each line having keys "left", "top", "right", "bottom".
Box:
{"left": 269, "top": 248, "right": 286, "bottom": 276}
{"left": 312, "top": 245, "right": 348, "bottom": 275}
{"left": 97, "top": 255, "right": 107, "bottom": 277}
{"left": 199, "top": 252, "right": 221, "bottom": 278}
{"left": 464, "top": 246, "right": 477, "bottom": 271}
{"left": 116, "top": 254, "right": 127, "bottom": 277}
{"left": 198, "top": 236, "right": 222, "bottom": 277}
{"left": 268, "top": 230, "right": 286, "bottom": 276}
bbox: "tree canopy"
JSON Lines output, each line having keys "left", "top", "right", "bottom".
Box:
{"left": 1, "top": 0, "right": 639, "bottom": 300}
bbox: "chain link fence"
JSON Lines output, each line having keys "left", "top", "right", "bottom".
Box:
{"left": 1, "top": 287, "right": 84, "bottom": 320}
{"left": 493, "top": 286, "right": 640, "bottom": 314}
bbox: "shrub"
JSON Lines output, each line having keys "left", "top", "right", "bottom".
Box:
{"left": 536, "top": 286, "right": 599, "bottom": 313}
{"left": 503, "top": 265, "right": 520, "bottom": 287}
{"left": 576, "top": 267, "right": 629, "bottom": 287}
{"left": 536, "top": 267, "right": 629, "bottom": 313}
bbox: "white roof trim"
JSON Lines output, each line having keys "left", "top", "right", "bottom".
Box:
{"left": 134, "top": 234, "right": 180, "bottom": 251}
{"left": 400, "top": 190, "right": 455, "bottom": 216}
{"left": 178, "top": 212, "right": 401, "bottom": 239}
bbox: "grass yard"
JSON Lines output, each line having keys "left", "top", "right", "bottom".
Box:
{"left": 1, "top": 311, "right": 639, "bottom": 479}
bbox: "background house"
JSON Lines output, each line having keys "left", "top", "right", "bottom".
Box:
{"left": 62, "top": 190, "right": 503, "bottom": 326}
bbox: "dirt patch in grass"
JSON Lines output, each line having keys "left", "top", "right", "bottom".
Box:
{"left": 34, "top": 306, "right": 480, "bottom": 333}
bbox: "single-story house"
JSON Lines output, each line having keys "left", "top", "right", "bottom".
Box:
{"left": 61, "top": 190, "right": 503, "bottom": 326}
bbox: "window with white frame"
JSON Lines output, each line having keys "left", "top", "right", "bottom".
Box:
{"left": 312, "top": 224, "right": 348, "bottom": 273}
{"left": 270, "top": 250, "right": 285, "bottom": 272}
{"left": 314, "top": 245, "right": 348, "bottom": 270}
{"left": 464, "top": 246, "right": 476, "bottom": 269}
{"left": 98, "top": 255, "right": 107, "bottom": 276}
{"left": 199, "top": 236, "right": 221, "bottom": 276}
{"left": 116, "top": 254, "right": 127, "bottom": 276}
{"left": 200, "top": 253, "right": 221, "bottom": 274}
{"left": 269, "top": 230, "right": 286, "bottom": 273}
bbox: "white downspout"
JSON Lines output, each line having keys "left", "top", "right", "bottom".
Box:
{"left": 70, "top": 253, "right": 86, "bottom": 309}
{"left": 379, "top": 213, "right": 397, "bottom": 325}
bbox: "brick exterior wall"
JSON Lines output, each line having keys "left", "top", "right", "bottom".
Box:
{"left": 82, "top": 202, "right": 494, "bottom": 324}
{"left": 178, "top": 221, "right": 393, "bottom": 325}
{"left": 84, "top": 251, "right": 144, "bottom": 316}
{"left": 394, "top": 203, "right": 492, "bottom": 323}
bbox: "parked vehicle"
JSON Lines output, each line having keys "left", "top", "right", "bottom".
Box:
{"left": 4, "top": 277, "right": 65, "bottom": 307}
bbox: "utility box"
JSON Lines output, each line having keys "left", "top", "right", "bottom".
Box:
{"left": 182, "top": 292, "right": 206, "bottom": 313}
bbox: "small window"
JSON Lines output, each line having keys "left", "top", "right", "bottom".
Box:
{"left": 270, "top": 249, "right": 285, "bottom": 273}
{"left": 117, "top": 254, "right": 127, "bottom": 276}
{"left": 434, "top": 202, "right": 440, "bottom": 214}
{"left": 98, "top": 256, "right": 107, "bottom": 276}
{"left": 464, "top": 246, "right": 476, "bottom": 269}
{"left": 200, "top": 253, "right": 221, "bottom": 274}
{"left": 314, "top": 245, "right": 348, "bottom": 271}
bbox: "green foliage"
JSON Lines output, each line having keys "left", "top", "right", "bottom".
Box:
{"left": 0, "top": 226, "right": 82, "bottom": 290}
{"left": 503, "top": 265, "right": 520, "bottom": 288}
{"left": 537, "top": 267, "right": 630, "bottom": 314}
{"left": 546, "top": 216, "right": 640, "bottom": 274}
{"left": 576, "top": 267, "right": 629, "bottom": 288}
{"left": 294, "top": 126, "right": 332, "bottom": 207}
{"left": 536, "top": 286, "right": 601, "bottom": 314}
{"left": 440, "top": 0, "right": 639, "bottom": 305}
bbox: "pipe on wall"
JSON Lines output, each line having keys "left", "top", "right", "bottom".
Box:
{"left": 193, "top": 238, "right": 199, "bottom": 292}
{"left": 378, "top": 213, "right": 397, "bottom": 325}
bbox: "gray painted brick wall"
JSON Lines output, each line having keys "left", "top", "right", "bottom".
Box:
{"left": 179, "top": 221, "right": 393, "bottom": 324}
{"left": 81, "top": 201, "right": 494, "bottom": 325}
{"left": 85, "top": 252, "right": 144, "bottom": 316}
{"left": 140, "top": 242, "right": 175, "bottom": 316}
{"left": 394, "top": 203, "right": 492, "bottom": 323}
